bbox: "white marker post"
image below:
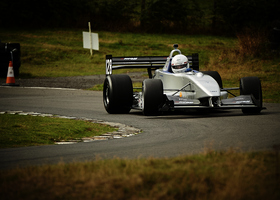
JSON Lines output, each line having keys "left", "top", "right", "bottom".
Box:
{"left": 83, "top": 22, "right": 99, "bottom": 56}
{"left": 88, "top": 22, "right": 93, "bottom": 56}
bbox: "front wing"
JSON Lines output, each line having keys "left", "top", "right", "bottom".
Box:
{"left": 132, "top": 93, "right": 261, "bottom": 111}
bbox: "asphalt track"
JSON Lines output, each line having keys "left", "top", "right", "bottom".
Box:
{"left": 0, "top": 86, "right": 280, "bottom": 169}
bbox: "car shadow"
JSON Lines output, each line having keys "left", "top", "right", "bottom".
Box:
{"left": 130, "top": 108, "right": 269, "bottom": 120}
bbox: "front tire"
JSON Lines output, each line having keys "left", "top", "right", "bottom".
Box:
{"left": 240, "top": 76, "right": 263, "bottom": 114}
{"left": 142, "top": 79, "right": 164, "bottom": 116}
{"left": 103, "top": 75, "right": 133, "bottom": 114}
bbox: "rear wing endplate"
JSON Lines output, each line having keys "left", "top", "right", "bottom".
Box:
{"left": 105, "top": 53, "right": 199, "bottom": 78}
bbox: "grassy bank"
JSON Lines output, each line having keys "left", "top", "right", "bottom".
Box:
{"left": 0, "top": 29, "right": 236, "bottom": 76}
{"left": 0, "top": 150, "right": 279, "bottom": 200}
{"left": 0, "top": 113, "right": 116, "bottom": 148}
{"left": 1, "top": 29, "right": 279, "bottom": 102}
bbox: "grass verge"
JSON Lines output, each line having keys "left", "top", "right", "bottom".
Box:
{"left": 2, "top": 29, "right": 269, "bottom": 101}
{"left": 0, "top": 113, "right": 116, "bottom": 148}
{"left": 1, "top": 29, "right": 279, "bottom": 103}
{"left": 0, "top": 29, "right": 237, "bottom": 77}
{"left": 0, "top": 150, "right": 279, "bottom": 200}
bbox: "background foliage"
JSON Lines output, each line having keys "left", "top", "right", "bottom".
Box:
{"left": 1, "top": 0, "right": 279, "bottom": 34}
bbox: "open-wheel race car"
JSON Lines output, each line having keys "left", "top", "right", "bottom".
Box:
{"left": 103, "top": 44, "right": 264, "bottom": 115}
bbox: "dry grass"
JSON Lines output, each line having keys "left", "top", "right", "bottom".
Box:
{"left": 236, "top": 28, "right": 269, "bottom": 58}
{"left": 0, "top": 150, "right": 279, "bottom": 200}
{"left": 203, "top": 29, "right": 280, "bottom": 103}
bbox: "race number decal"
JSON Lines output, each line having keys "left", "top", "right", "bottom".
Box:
{"left": 106, "top": 59, "right": 112, "bottom": 75}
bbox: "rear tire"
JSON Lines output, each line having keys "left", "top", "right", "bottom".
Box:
{"left": 240, "top": 77, "right": 263, "bottom": 114}
{"left": 201, "top": 71, "right": 223, "bottom": 88}
{"left": 103, "top": 75, "right": 133, "bottom": 114}
{"left": 142, "top": 79, "right": 164, "bottom": 116}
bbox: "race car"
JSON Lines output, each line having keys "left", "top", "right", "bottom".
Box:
{"left": 103, "top": 44, "right": 263, "bottom": 115}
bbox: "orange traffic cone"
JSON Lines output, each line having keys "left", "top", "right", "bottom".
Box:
{"left": 2, "top": 61, "right": 19, "bottom": 86}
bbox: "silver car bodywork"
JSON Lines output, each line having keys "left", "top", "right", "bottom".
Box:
{"left": 104, "top": 44, "right": 263, "bottom": 115}
{"left": 152, "top": 69, "right": 255, "bottom": 110}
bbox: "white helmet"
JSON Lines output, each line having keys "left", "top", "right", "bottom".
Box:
{"left": 171, "top": 54, "right": 188, "bottom": 73}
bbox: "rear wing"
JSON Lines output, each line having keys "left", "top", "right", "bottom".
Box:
{"left": 105, "top": 53, "right": 199, "bottom": 78}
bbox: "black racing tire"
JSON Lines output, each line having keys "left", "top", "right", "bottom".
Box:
{"left": 240, "top": 76, "right": 263, "bottom": 114}
{"left": 103, "top": 75, "right": 133, "bottom": 114}
{"left": 201, "top": 71, "right": 223, "bottom": 89}
{"left": 142, "top": 79, "right": 164, "bottom": 116}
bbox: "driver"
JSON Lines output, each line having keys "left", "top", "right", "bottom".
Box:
{"left": 171, "top": 54, "right": 189, "bottom": 73}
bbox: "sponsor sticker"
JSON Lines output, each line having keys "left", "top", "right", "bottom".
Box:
{"left": 122, "top": 58, "right": 138, "bottom": 60}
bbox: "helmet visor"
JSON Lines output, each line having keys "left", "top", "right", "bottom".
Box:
{"left": 172, "top": 64, "right": 187, "bottom": 69}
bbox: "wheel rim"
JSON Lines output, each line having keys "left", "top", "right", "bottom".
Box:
{"left": 103, "top": 80, "right": 110, "bottom": 107}
{"left": 105, "top": 84, "right": 109, "bottom": 105}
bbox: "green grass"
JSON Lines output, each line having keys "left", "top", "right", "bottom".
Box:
{"left": 0, "top": 114, "right": 116, "bottom": 148}
{"left": 0, "top": 29, "right": 237, "bottom": 77}
{"left": 2, "top": 29, "right": 276, "bottom": 101}
{"left": 0, "top": 150, "right": 279, "bottom": 200}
